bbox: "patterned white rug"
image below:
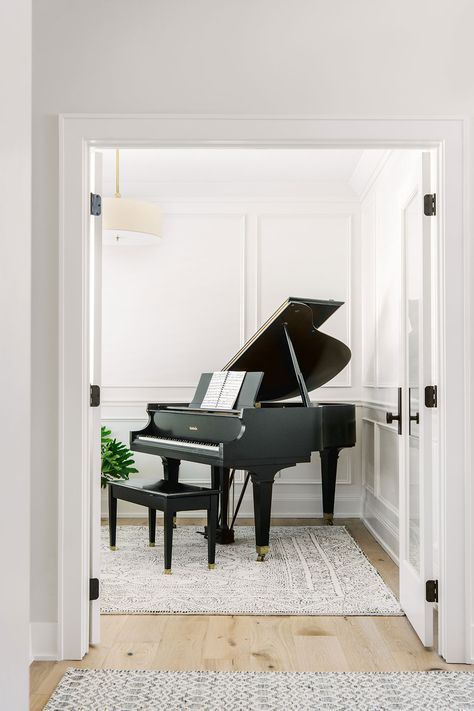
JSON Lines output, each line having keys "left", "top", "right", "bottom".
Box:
{"left": 45, "top": 669, "right": 474, "bottom": 710}
{"left": 100, "top": 525, "right": 402, "bottom": 616}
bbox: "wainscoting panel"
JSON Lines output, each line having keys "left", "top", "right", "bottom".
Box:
{"left": 257, "top": 213, "right": 352, "bottom": 387}
{"left": 362, "top": 419, "right": 375, "bottom": 492}
{"left": 102, "top": 213, "right": 245, "bottom": 388}
{"left": 101, "top": 198, "right": 362, "bottom": 519}
{"left": 361, "top": 409, "right": 399, "bottom": 562}
{"left": 361, "top": 195, "right": 377, "bottom": 386}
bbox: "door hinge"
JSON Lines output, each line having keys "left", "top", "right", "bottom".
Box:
{"left": 90, "top": 384, "right": 101, "bottom": 407}
{"left": 89, "top": 578, "right": 100, "bottom": 601}
{"left": 90, "top": 192, "right": 102, "bottom": 216}
{"left": 424, "top": 385, "right": 438, "bottom": 408}
{"left": 424, "top": 193, "right": 436, "bottom": 216}
{"left": 426, "top": 579, "right": 438, "bottom": 603}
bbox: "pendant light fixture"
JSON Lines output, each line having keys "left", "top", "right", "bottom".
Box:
{"left": 102, "top": 149, "right": 162, "bottom": 244}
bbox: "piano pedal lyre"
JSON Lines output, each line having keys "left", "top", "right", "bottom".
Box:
{"left": 256, "top": 545, "right": 269, "bottom": 562}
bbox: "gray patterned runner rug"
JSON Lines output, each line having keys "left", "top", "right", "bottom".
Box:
{"left": 45, "top": 669, "right": 474, "bottom": 710}
{"left": 101, "top": 525, "right": 402, "bottom": 615}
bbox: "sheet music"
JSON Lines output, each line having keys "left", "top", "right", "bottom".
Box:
{"left": 200, "top": 371, "right": 246, "bottom": 410}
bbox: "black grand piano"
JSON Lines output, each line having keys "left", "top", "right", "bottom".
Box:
{"left": 131, "top": 297, "right": 356, "bottom": 561}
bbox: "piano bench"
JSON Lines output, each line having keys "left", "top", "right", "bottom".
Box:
{"left": 107, "top": 479, "right": 219, "bottom": 574}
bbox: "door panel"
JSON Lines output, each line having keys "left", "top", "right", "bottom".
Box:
{"left": 89, "top": 151, "right": 102, "bottom": 645}
{"left": 399, "top": 152, "right": 434, "bottom": 646}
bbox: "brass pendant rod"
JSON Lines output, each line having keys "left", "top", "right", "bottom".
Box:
{"left": 114, "top": 148, "right": 121, "bottom": 198}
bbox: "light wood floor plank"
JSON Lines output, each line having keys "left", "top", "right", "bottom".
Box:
{"left": 102, "top": 641, "right": 161, "bottom": 670}
{"left": 153, "top": 616, "right": 209, "bottom": 671}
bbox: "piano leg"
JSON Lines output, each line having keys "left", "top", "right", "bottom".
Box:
{"left": 250, "top": 468, "right": 278, "bottom": 561}
{"left": 211, "top": 465, "right": 235, "bottom": 544}
{"left": 319, "top": 447, "right": 341, "bottom": 525}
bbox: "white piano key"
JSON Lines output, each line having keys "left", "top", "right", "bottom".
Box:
{"left": 136, "top": 435, "right": 219, "bottom": 452}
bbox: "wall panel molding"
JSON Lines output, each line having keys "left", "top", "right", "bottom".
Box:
{"left": 255, "top": 212, "right": 353, "bottom": 387}
{"left": 101, "top": 199, "right": 361, "bottom": 519}
{"left": 361, "top": 411, "right": 399, "bottom": 558}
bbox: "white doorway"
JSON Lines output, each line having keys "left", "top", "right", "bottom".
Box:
{"left": 58, "top": 115, "right": 470, "bottom": 664}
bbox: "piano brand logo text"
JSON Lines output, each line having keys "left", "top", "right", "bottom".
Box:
{"left": 189, "top": 426, "right": 198, "bottom": 431}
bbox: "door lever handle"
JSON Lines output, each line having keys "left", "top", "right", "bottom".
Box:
{"left": 386, "top": 387, "right": 402, "bottom": 435}
{"left": 408, "top": 387, "right": 420, "bottom": 434}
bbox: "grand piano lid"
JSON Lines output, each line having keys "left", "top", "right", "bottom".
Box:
{"left": 223, "top": 297, "right": 351, "bottom": 402}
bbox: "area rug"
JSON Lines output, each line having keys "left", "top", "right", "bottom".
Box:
{"left": 44, "top": 669, "right": 474, "bottom": 710}
{"left": 100, "top": 525, "right": 402, "bottom": 616}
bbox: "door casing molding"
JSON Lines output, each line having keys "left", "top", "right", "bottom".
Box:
{"left": 58, "top": 114, "right": 470, "bottom": 662}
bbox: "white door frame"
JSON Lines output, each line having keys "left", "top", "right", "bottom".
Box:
{"left": 58, "top": 114, "right": 470, "bottom": 662}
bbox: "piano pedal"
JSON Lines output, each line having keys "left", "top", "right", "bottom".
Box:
{"left": 256, "top": 545, "right": 269, "bottom": 562}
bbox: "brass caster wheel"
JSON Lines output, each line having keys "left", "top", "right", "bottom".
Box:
{"left": 256, "top": 545, "right": 269, "bottom": 562}
{"left": 163, "top": 568, "right": 172, "bottom": 575}
{"left": 208, "top": 563, "right": 216, "bottom": 570}
{"left": 149, "top": 542, "right": 156, "bottom": 547}
{"left": 256, "top": 554, "right": 266, "bottom": 562}
{"left": 109, "top": 546, "right": 117, "bottom": 551}
{"left": 323, "top": 513, "right": 334, "bottom": 526}
{"left": 173, "top": 516, "right": 177, "bottom": 529}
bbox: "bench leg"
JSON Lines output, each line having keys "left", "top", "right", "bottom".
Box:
{"left": 148, "top": 508, "right": 156, "bottom": 547}
{"left": 163, "top": 507, "right": 174, "bottom": 574}
{"left": 207, "top": 496, "right": 217, "bottom": 569}
{"left": 108, "top": 486, "right": 117, "bottom": 550}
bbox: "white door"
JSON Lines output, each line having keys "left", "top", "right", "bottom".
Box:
{"left": 399, "top": 152, "right": 436, "bottom": 646}
{"left": 89, "top": 151, "right": 103, "bottom": 645}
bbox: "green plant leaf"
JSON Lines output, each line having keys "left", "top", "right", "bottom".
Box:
{"left": 100, "top": 426, "right": 138, "bottom": 488}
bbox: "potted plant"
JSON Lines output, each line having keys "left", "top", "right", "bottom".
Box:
{"left": 101, "top": 426, "right": 138, "bottom": 488}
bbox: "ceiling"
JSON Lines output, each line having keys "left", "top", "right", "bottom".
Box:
{"left": 101, "top": 148, "right": 366, "bottom": 185}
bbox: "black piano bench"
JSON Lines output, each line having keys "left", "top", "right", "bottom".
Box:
{"left": 107, "top": 479, "right": 219, "bottom": 575}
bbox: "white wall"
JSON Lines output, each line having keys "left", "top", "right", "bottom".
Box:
{"left": 100, "top": 181, "right": 363, "bottom": 519}
{"left": 31, "top": 0, "right": 474, "bottom": 659}
{"left": 0, "top": 1, "right": 31, "bottom": 707}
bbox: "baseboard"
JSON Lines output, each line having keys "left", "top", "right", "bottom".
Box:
{"left": 30, "top": 622, "right": 58, "bottom": 661}
{"left": 362, "top": 515, "right": 399, "bottom": 565}
{"left": 101, "top": 494, "right": 363, "bottom": 520}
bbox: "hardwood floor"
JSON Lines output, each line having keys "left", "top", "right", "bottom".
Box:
{"left": 30, "top": 518, "right": 470, "bottom": 710}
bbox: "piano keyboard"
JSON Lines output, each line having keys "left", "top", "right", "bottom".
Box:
{"left": 136, "top": 435, "right": 219, "bottom": 453}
